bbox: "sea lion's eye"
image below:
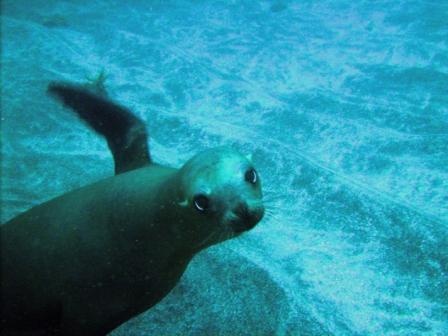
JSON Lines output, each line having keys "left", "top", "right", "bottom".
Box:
{"left": 193, "top": 194, "right": 210, "bottom": 213}
{"left": 245, "top": 168, "right": 257, "bottom": 184}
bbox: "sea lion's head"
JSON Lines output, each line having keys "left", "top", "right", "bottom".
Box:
{"left": 177, "top": 147, "right": 264, "bottom": 248}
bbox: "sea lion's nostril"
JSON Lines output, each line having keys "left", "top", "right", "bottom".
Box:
{"left": 231, "top": 202, "right": 263, "bottom": 233}
{"left": 235, "top": 202, "right": 250, "bottom": 219}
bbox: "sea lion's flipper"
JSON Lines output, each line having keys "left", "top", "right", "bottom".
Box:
{"left": 48, "top": 82, "right": 151, "bottom": 174}
{"left": 84, "top": 69, "right": 108, "bottom": 97}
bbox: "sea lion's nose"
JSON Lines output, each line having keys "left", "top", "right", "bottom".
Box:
{"left": 232, "top": 202, "right": 264, "bottom": 233}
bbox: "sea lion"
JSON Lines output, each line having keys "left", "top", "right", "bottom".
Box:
{"left": 0, "top": 82, "right": 264, "bottom": 335}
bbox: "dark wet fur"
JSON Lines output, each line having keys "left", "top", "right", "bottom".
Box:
{"left": 48, "top": 82, "right": 151, "bottom": 174}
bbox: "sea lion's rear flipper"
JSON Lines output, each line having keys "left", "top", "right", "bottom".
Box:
{"left": 84, "top": 69, "right": 108, "bottom": 97}
{"left": 48, "top": 82, "right": 151, "bottom": 174}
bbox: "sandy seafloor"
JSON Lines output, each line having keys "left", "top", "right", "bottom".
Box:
{"left": 1, "top": 0, "right": 447, "bottom": 335}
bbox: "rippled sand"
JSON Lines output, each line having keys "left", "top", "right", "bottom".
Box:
{"left": 1, "top": 1, "right": 447, "bottom": 334}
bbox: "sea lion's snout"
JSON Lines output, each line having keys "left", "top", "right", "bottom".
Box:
{"left": 230, "top": 202, "right": 264, "bottom": 233}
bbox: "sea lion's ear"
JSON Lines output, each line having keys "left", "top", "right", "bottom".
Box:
{"left": 245, "top": 154, "right": 253, "bottom": 162}
{"left": 178, "top": 200, "right": 189, "bottom": 207}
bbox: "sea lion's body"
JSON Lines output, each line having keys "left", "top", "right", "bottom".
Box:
{"left": 2, "top": 165, "right": 183, "bottom": 334}
{"left": 1, "top": 82, "right": 264, "bottom": 335}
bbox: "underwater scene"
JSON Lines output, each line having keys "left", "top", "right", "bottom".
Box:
{"left": 1, "top": 0, "right": 447, "bottom": 335}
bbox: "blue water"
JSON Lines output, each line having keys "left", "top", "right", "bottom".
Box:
{"left": 1, "top": 0, "right": 447, "bottom": 334}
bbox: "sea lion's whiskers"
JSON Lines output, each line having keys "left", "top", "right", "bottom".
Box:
{"left": 265, "top": 205, "right": 282, "bottom": 213}
{"left": 262, "top": 201, "right": 281, "bottom": 209}
{"left": 263, "top": 210, "right": 275, "bottom": 219}
{"left": 261, "top": 201, "right": 281, "bottom": 211}
{"left": 262, "top": 206, "right": 279, "bottom": 221}
{"left": 262, "top": 197, "right": 283, "bottom": 206}
{"left": 263, "top": 195, "right": 285, "bottom": 203}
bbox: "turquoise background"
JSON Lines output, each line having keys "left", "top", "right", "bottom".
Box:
{"left": 1, "top": 1, "right": 447, "bottom": 334}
